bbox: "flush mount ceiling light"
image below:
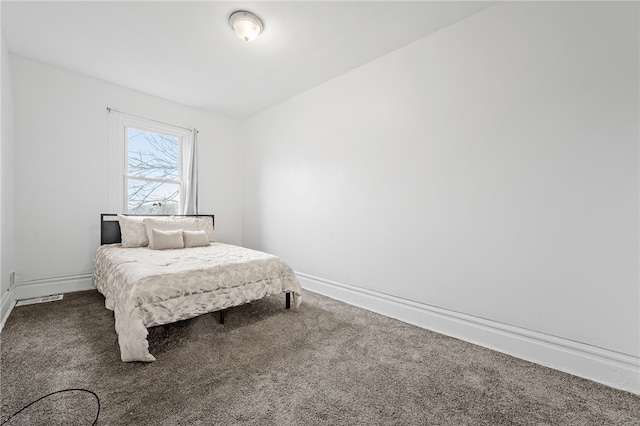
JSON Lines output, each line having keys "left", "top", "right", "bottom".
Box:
{"left": 229, "top": 10, "right": 264, "bottom": 42}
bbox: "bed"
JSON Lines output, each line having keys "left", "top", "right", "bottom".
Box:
{"left": 93, "top": 214, "right": 302, "bottom": 362}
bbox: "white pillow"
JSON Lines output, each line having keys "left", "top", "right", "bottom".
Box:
{"left": 193, "top": 217, "right": 215, "bottom": 242}
{"left": 168, "top": 216, "right": 215, "bottom": 242}
{"left": 183, "top": 230, "right": 210, "bottom": 248}
{"left": 143, "top": 218, "right": 199, "bottom": 248}
{"left": 117, "top": 214, "right": 149, "bottom": 248}
{"left": 149, "top": 229, "right": 184, "bottom": 250}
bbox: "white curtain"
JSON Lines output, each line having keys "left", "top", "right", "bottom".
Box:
{"left": 181, "top": 130, "right": 199, "bottom": 214}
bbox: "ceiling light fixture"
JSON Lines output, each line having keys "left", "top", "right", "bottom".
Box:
{"left": 229, "top": 10, "right": 264, "bottom": 42}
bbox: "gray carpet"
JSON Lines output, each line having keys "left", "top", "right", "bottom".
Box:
{"left": 1, "top": 290, "right": 638, "bottom": 425}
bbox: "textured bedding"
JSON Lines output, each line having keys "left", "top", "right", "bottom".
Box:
{"left": 94, "top": 242, "right": 302, "bottom": 362}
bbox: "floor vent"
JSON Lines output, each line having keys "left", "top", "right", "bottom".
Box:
{"left": 15, "top": 294, "right": 64, "bottom": 307}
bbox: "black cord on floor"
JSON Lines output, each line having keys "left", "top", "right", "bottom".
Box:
{"left": 1, "top": 388, "right": 100, "bottom": 425}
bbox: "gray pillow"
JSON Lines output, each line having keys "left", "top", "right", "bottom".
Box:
{"left": 143, "top": 218, "right": 198, "bottom": 248}
{"left": 183, "top": 230, "right": 210, "bottom": 248}
{"left": 149, "top": 228, "right": 184, "bottom": 250}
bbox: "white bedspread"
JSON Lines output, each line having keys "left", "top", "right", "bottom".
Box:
{"left": 94, "top": 243, "right": 302, "bottom": 362}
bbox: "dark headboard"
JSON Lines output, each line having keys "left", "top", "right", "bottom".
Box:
{"left": 100, "top": 214, "right": 215, "bottom": 245}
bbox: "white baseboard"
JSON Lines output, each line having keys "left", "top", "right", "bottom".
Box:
{"left": 0, "top": 287, "right": 15, "bottom": 332}
{"left": 296, "top": 271, "right": 640, "bottom": 395}
{"left": 13, "top": 273, "right": 94, "bottom": 301}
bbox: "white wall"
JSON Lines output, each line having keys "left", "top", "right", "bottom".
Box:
{"left": 1, "top": 30, "right": 16, "bottom": 326}
{"left": 11, "top": 56, "right": 243, "bottom": 293}
{"left": 242, "top": 2, "right": 639, "bottom": 390}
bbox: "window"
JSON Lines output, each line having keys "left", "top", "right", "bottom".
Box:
{"left": 126, "top": 127, "right": 181, "bottom": 214}
{"left": 108, "top": 110, "right": 198, "bottom": 215}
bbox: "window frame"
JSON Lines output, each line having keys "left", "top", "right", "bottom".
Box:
{"left": 108, "top": 112, "right": 192, "bottom": 214}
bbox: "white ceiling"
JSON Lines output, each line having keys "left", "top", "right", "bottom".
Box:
{"left": 2, "top": 1, "right": 495, "bottom": 120}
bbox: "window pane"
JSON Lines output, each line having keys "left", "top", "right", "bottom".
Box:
{"left": 128, "top": 179, "right": 179, "bottom": 215}
{"left": 128, "top": 128, "right": 179, "bottom": 180}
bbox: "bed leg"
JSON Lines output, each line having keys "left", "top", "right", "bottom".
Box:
{"left": 285, "top": 292, "right": 291, "bottom": 309}
{"left": 219, "top": 309, "right": 225, "bottom": 324}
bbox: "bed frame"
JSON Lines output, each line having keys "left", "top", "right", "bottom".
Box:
{"left": 100, "top": 213, "right": 215, "bottom": 245}
{"left": 99, "top": 213, "right": 291, "bottom": 316}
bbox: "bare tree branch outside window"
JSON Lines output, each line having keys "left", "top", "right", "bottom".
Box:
{"left": 127, "top": 129, "right": 181, "bottom": 214}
